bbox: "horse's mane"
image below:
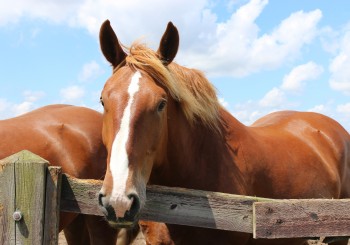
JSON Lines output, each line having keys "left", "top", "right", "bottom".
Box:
{"left": 123, "top": 42, "right": 221, "bottom": 131}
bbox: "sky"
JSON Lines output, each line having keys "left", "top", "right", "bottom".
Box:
{"left": 1, "top": 0, "right": 350, "bottom": 129}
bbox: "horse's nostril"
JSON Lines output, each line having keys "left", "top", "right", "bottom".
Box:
{"left": 98, "top": 193, "right": 105, "bottom": 206}
{"left": 127, "top": 193, "right": 141, "bottom": 219}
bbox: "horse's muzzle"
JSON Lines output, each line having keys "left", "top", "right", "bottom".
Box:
{"left": 98, "top": 192, "right": 140, "bottom": 228}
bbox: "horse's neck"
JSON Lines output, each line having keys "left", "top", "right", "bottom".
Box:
{"left": 151, "top": 108, "right": 248, "bottom": 193}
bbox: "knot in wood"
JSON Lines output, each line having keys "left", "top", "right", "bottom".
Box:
{"left": 310, "top": 212, "right": 318, "bottom": 221}
{"left": 170, "top": 204, "right": 177, "bottom": 210}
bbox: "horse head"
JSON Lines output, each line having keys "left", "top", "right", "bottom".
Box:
{"left": 97, "top": 20, "right": 179, "bottom": 227}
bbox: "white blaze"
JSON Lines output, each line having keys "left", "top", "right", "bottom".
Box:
{"left": 109, "top": 71, "right": 141, "bottom": 217}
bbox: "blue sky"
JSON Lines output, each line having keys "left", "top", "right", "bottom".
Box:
{"left": 1, "top": 0, "right": 350, "bottom": 129}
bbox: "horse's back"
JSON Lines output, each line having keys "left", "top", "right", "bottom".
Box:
{"left": 247, "top": 110, "right": 350, "bottom": 199}
{"left": 0, "top": 105, "right": 119, "bottom": 241}
{"left": 0, "top": 104, "right": 107, "bottom": 179}
{"left": 252, "top": 110, "right": 349, "bottom": 144}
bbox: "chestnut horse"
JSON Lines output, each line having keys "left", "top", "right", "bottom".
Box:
{"left": 97, "top": 20, "right": 350, "bottom": 245}
{"left": 0, "top": 105, "right": 120, "bottom": 244}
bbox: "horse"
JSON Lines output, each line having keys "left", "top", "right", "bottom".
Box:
{"left": 97, "top": 19, "right": 350, "bottom": 245}
{"left": 0, "top": 104, "right": 120, "bottom": 244}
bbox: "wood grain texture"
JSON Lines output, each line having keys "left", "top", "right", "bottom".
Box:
{"left": 60, "top": 174, "right": 104, "bottom": 215}
{"left": 61, "top": 175, "right": 350, "bottom": 239}
{"left": 141, "top": 185, "right": 270, "bottom": 232}
{"left": 44, "top": 166, "right": 62, "bottom": 245}
{"left": 0, "top": 160, "right": 15, "bottom": 245}
{"left": 14, "top": 150, "right": 48, "bottom": 245}
{"left": 253, "top": 199, "right": 350, "bottom": 239}
{"left": 60, "top": 175, "right": 270, "bottom": 232}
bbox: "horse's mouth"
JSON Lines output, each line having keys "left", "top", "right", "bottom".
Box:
{"left": 106, "top": 209, "right": 139, "bottom": 228}
{"left": 107, "top": 219, "right": 137, "bottom": 229}
{"left": 100, "top": 204, "right": 139, "bottom": 228}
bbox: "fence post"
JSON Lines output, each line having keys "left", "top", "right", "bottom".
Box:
{"left": 0, "top": 150, "right": 61, "bottom": 245}
{"left": 44, "top": 166, "right": 62, "bottom": 245}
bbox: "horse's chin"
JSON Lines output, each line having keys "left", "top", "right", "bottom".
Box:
{"left": 99, "top": 203, "right": 139, "bottom": 228}
{"left": 107, "top": 218, "right": 138, "bottom": 229}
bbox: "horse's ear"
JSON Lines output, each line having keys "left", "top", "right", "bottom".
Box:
{"left": 99, "top": 20, "right": 126, "bottom": 68}
{"left": 157, "top": 22, "right": 179, "bottom": 66}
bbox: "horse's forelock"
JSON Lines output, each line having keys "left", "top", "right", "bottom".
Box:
{"left": 122, "top": 43, "right": 221, "bottom": 132}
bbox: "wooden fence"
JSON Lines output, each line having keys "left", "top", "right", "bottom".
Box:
{"left": 1, "top": 150, "right": 350, "bottom": 244}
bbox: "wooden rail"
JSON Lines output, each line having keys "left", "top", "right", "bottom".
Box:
{"left": 1, "top": 150, "right": 350, "bottom": 244}
{"left": 60, "top": 174, "right": 270, "bottom": 233}
{"left": 254, "top": 199, "right": 350, "bottom": 239}
{"left": 60, "top": 174, "right": 350, "bottom": 239}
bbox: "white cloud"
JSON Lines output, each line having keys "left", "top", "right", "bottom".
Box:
{"left": 219, "top": 97, "right": 229, "bottom": 108}
{"left": 181, "top": 4, "right": 322, "bottom": 77}
{"left": 78, "top": 61, "right": 104, "bottom": 82}
{"left": 0, "top": 0, "right": 210, "bottom": 44}
{"left": 239, "top": 60, "right": 322, "bottom": 123}
{"left": 249, "top": 9, "right": 321, "bottom": 71}
{"left": 329, "top": 26, "right": 350, "bottom": 94}
{"left": 0, "top": 92, "right": 44, "bottom": 119}
{"left": 10, "top": 91, "right": 45, "bottom": 116}
{"left": 60, "top": 85, "right": 85, "bottom": 102}
{"left": 12, "top": 101, "right": 34, "bottom": 116}
{"left": 233, "top": 100, "right": 350, "bottom": 130}
{"left": 307, "top": 103, "right": 335, "bottom": 118}
{"left": 0, "top": 0, "right": 81, "bottom": 26}
{"left": 259, "top": 87, "right": 285, "bottom": 107}
{"left": 320, "top": 26, "right": 340, "bottom": 55}
{"left": 334, "top": 103, "right": 350, "bottom": 131}
{"left": 231, "top": 100, "right": 262, "bottom": 125}
{"left": 336, "top": 103, "right": 350, "bottom": 114}
{"left": 23, "top": 90, "right": 45, "bottom": 102}
{"left": 308, "top": 104, "right": 326, "bottom": 113}
{"left": 257, "top": 61, "right": 322, "bottom": 110}
{"left": 0, "top": 0, "right": 322, "bottom": 78}
{"left": 231, "top": 99, "right": 281, "bottom": 126}
{"left": 281, "top": 62, "right": 323, "bottom": 92}
{"left": 0, "top": 98, "right": 10, "bottom": 114}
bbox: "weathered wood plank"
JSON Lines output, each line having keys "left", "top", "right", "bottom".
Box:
{"left": 141, "top": 185, "right": 270, "bottom": 232}
{"left": 14, "top": 150, "right": 48, "bottom": 245}
{"left": 253, "top": 199, "right": 350, "bottom": 239}
{"left": 60, "top": 174, "right": 104, "bottom": 215}
{"left": 0, "top": 159, "right": 15, "bottom": 245}
{"left": 60, "top": 175, "right": 270, "bottom": 232}
{"left": 44, "top": 166, "right": 62, "bottom": 245}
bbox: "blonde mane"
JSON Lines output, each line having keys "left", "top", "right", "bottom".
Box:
{"left": 124, "top": 43, "right": 221, "bottom": 131}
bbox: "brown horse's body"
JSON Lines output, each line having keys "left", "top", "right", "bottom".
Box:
{"left": 248, "top": 110, "right": 350, "bottom": 199}
{"left": 98, "top": 20, "right": 350, "bottom": 245}
{"left": 151, "top": 107, "right": 350, "bottom": 245}
{"left": 0, "top": 104, "right": 119, "bottom": 244}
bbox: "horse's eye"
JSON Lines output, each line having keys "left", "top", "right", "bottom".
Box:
{"left": 100, "top": 96, "right": 104, "bottom": 107}
{"left": 157, "top": 99, "right": 167, "bottom": 112}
